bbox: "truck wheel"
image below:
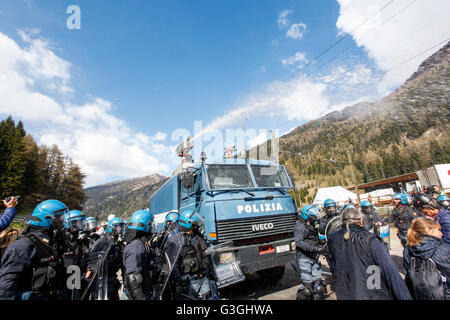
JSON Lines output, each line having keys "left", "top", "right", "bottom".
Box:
{"left": 257, "top": 265, "right": 285, "bottom": 285}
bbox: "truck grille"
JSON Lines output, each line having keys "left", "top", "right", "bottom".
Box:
{"left": 216, "top": 213, "right": 297, "bottom": 243}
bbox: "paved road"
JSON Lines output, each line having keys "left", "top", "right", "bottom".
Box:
{"left": 220, "top": 226, "right": 405, "bottom": 300}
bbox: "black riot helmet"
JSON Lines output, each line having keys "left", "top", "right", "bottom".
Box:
{"left": 414, "top": 193, "right": 440, "bottom": 210}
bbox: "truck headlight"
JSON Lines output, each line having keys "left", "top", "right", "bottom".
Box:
{"left": 290, "top": 241, "right": 296, "bottom": 251}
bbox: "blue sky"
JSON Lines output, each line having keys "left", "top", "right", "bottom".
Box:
{"left": 1, "top": 0, "right": 449, "bottom": 186}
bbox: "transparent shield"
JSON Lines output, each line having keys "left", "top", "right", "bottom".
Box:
{"left": 325, "top": 216, "right": 343, "bottom": 240}
{"left": 154, "top": 223, "right": 185, "bottom": 299}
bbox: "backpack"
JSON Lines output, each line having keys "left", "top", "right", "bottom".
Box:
{"left": 405, "top": 256, "right": 446, "bottom": 300}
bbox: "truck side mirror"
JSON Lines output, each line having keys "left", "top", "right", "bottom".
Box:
{"left": 182, "top": 170, "right": 195, "bottom": 190}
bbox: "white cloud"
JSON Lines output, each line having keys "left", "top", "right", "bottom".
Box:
{"left": 0, "top": 30, "right": 172, "bottom": 187}
{"left": 286, "top": 23, "right": 307, "bottom": 40}
{"left": 282, "top": 52, "right": 308, "bottom": 67}
{"left": 336, "top": 0, "right": 450, "bottom": 95}
{"left": 277, "top": 10, "right": 292, "bottom": 29}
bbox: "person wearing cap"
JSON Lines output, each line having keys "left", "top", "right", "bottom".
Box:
{"left": 326, "top": 207, "right": 412, "bottom": 300}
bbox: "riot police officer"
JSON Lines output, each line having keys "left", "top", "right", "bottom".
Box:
{"left": 360, "top": 200, "right": 383, "bottom": 232}
{"left": 80, "top": 217, "right": 100, "bottom": 251}
{"left": 294, "top": 205, "right": 327, "bottom": 300}
{"left": 323, "top": 199, "right": 340, "bottom": 218}
{"left": 389, "top": 193, "right": 420, "bottom": 247}
{"left": 0, "top": 200, "right": 69, "bottom": 300}
{"left": 152, "top": 211, "right": 179, "bottom": 255}
{"left": 165, "top": 209, "right": 218, "bottom": 300}
{"left": 84, "top": 217, "right": 125, "bottom": 300}
{"left": 62, "top": 210, "right": 90, "bottom": 300}
{"left": 64, "top": 210, "right": 88, "bottom": 267}
{"left": 319, "top": 199, "right": 340, "bottom": 241}
{"left": 413, "top": 193, "right": 440, "bottom": 220}
{"left": 122, "top": 210, "right": 155, "bottom": 300}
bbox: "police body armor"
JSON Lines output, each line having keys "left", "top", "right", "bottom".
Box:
{"left": 395, "top": 206, "right": 418, "bottom": 234}
{"left": 180, "top": 234, "right": 208, "bottom": 275}
{"left": 20, "top": 233, "right": 63, "bottom": 296}
{"left": 123, "top": 237, "right": 155, "bottom": 299}
{"left": 300, "top": 218, "right": 320, "bottom": 260}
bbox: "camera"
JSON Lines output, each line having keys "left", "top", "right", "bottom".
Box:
{"left": 3, "top": 195, "right": 20, "bottom": 203}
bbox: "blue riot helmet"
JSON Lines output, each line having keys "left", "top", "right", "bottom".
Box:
{"left": 360, "top": 200, "right": 373, "bottom": 214}
{"left": 29, "top": 199, "right": 69, "bottom": 231}
{"left": 63, "top": 210, "right": 70, "bottom": 230}
{"left": 323, "top": 198, "right": 337, "bottom": 217}
{"left": 68, "top": 210, "right": 86, "bottom": 232}
{"left": 300, "top": 205, "right": 320, "bottom": 220}
{"left": 437, "top": 195, "right": 450, "bottom": 209}
{"left": 179, "top": 209, "right": 204, "bottom": 230}
{"left": 83, "top": 216, "right": 98, "bottom": 233}
{"left": 105, "top": 217, "right": 123, "bottom": 234}
{"left": 164, "top": 211, "right": 179, "bottom": 229}
{"left": 127, "top": 210, "right": 154, "bottom": 233}
{"left": 392, "top": 193, "right": 402, "bottom": 200}
{"left": 342, "top": 202, "right": 356, "bottom": 211}
{"left": 400, "top": 193, "right": 413, "bottom": 205}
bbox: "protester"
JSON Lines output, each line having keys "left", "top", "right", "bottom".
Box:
{"left": 326, "top": 207, "right": 412, "bottom": 300}
{"left": 403, "top": 217, "right": 449, "bottom": 300}
{"left": 0, "top": 197, "right": 18, "bottom": 232}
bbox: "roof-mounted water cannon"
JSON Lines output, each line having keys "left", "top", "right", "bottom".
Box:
{"left": 176, "top": 136, "right": 193, "bottom": 163}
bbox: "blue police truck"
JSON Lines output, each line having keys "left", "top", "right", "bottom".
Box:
{"left": 150, "top": 158, "right": 298, "bottom": 287}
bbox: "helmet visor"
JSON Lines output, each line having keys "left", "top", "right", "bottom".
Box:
{"left": 361, "top": 206, "right": 372, "bottom": 214}
{"left": 83, "top": 220, "right": 98, "bottom": 232}
{"left": 325, "top": 206, "right": 337, "bottom": 216}
{"left": 70, "top": 219, "right": 84, "bottom": 232}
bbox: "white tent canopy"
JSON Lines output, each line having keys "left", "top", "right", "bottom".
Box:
{"left": 313, "top": 186, "right": 357, "bottom": 207}
{"left": 360, "top": 188, "right": 394, "bottom": 202}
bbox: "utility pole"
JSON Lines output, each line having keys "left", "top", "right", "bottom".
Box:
{"left": 347, "top": 150, "right": 360, "bottom": 204}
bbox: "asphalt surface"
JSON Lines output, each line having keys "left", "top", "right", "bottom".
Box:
{"left": 219, "top": 225, "right": 405, "bottom": 300}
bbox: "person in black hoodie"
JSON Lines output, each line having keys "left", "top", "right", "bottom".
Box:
{"left": 403, "top": 217, "right": 450, "bottom": 300}
{"left": 327, "top": 207, "right": 412, "bottom": 300}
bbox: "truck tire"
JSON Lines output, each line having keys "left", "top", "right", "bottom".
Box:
{"left": 256, "top": 265, "right": 285, "bottom": 285}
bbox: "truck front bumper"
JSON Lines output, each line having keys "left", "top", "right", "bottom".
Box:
{"left": 221, "top": 237, "right": 296, "bottom": 274}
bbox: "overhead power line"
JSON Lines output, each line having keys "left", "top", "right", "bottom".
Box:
{"left": 285, "top": 0, "right": 396, "bottom": 81}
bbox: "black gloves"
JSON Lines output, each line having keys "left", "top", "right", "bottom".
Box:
{"left": 125, "top": 273, "right": 145, "bottom": 300}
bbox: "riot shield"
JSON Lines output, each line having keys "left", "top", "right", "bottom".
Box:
{"left": 80, "top": 236, "right": 113, "bottom": 300}
{"left": 205, "top": 241, "right": 245, "bottom": 289}
{"left": 375, "top": 223, "right": 391, "bottom": 249}
{"left": 153, "top": 223, "right": 185, "bottom": 300}
{"left": 324, "top": 216, "right": 343, "bottom": 240}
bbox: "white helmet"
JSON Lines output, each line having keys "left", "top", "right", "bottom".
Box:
{"left": 107, "top": 214, "right": 116, "bottom": 221}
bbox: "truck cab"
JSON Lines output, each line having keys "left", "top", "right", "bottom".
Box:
{"left": 150, "top": 158, "right": 298, "bottom": 286}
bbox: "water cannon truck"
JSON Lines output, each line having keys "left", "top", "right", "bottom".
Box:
{"left": 150, "top": 137, "right": 298, "bottom": 287}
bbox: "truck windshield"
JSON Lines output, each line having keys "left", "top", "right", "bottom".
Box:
{"left": 207, "top": 165, "right": 254, "bottom": 189}
{"left": 250, "top": 165, "right": 291, "bottom": 188}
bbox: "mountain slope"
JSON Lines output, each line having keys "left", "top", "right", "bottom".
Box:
{"left": 275, "top": 42, "right": 450, "bottom": 202}
{"left": 83, "top": 174, "right": 167, "bottom": 221}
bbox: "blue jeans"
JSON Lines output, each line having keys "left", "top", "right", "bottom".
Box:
{"left": 296, "top": 252, "right": 322, "bottom": 283}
